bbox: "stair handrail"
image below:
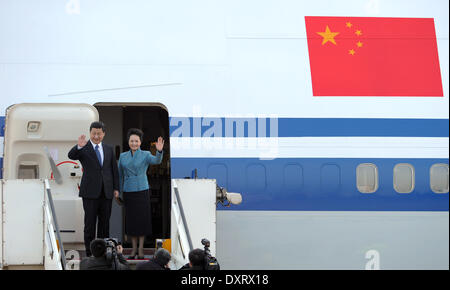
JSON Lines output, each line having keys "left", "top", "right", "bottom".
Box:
{"left": 44, "top": 179, "right": 67, "bottom": 270}
{"left": 171, "top": 180, "right": 194, "bottom": 268}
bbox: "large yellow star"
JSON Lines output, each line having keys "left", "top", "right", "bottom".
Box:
{"left": 317, "top": 25, "right": 340, "bottom": 45}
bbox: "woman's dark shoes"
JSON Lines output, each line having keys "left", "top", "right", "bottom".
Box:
{"left": 128, "top": 254, "right": 137, "bottom": 260}
{"left": 137, "top": 256, "right": 145, "bottom": 260}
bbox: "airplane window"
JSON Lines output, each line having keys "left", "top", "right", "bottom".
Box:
{"left": 394, "top": 163, "right": 415, "bottom": 194}
{"left": 284, "top": 164, "right": 303, "bottom": 191}
{"left": 246, "top": 164, "right": 267, "bottom": 192}
{"left": 356, "top": 163, "right": 378, "bottom": 193}
{"left": 320, "top": 164, "right": 341, "bottom": 194}
{"left": 430, "top": 164, "right": 449, "bottom": 194}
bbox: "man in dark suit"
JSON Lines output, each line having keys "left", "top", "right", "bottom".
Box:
{"left": 68, "top": 121, "right": 119, "bottom": 257}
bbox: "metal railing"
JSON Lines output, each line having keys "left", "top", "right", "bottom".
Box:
{"left": 44, "top": 179, "right": 67, "bottom": 270}
{"left": 171, "top": 180, "right": 193, "bottom": 268}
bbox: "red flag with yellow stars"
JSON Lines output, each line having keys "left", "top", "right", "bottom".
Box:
{"left": 305, "top": 16, "right": 443, "bottom": 96}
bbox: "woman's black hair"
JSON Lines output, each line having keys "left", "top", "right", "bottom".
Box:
{"left": 127, "top": 128, "right": 144, "bottom": 142}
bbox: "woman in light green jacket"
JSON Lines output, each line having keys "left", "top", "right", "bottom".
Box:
{"left": 117, "top": 128, "right": 164, "bottom": 259}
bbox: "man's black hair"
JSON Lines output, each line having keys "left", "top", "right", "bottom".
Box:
{"left": 127, "top": 128, "right": 144, "bottom": 142}
{"left": 154, "top": 248, "right": 171, "bottom": 267}
{"left": 90, "top": 239, "right": 107, "bottom": 258}
{"left": 188, "top": 248, "right": 205, "bottom": 268}
{"left": 90, "top": 121, "right": 106, "bottom": 132}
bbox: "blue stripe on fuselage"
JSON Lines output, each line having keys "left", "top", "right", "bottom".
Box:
{"left": 1, "top": 117, "right": 448, "bottom": 138}
{"left": 0, "top": 116, "right": 4, "bottom": 137}
{"left": 169, "top": 117, "right": 449, "bottom": 137}
{"left": 1, "top": 115, "right": 448, "bottom": 210}
{"left": 277, "top": 118, "right": 449, "bottom": 137}
{"left": 171, "top": 157, "right": 449, "bottom": 211}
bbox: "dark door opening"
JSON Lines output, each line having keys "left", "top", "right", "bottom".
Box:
{"left": 95, "top": 103, "right": 171, "bottom": 248}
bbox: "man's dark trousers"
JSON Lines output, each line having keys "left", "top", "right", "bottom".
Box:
{"left": 82, "top": 187, "right": 112, "bottom": 256}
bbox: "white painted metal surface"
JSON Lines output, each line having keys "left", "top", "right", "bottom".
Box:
{"left": 176, "top": 179, "right": 217, "bottom": 255}
{"left": 1, "top": 179, "right": 64, "bottom": 269}
{"left": 3, "top": 103, "right": 98, "bottom": 180}
{"left": 2, "top": 179, "right": 45, "bottom": 266}
{"left": 170, "top": 179, "right": 217, "bottom": 269}
{"left": 0, "top": 1, "right": 448, "bottom": 119}
{"left": 48, "top": 179, "right": 85, "bottom": 243}
{"left": 217, "top": 211, "right": 450, "bottom": 270}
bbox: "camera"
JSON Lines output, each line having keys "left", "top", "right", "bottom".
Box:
{"left": 104, "top": 238, "right": 120, "bottom": 266}
{"left": 178, "top": 238, "right": 220, "bottom": 270}
{"left": 201, "top": 238, "right": 220, "bottom": 270}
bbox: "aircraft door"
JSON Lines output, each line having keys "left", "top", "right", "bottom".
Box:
{"left": 3, "top": 103, "right": 99, "bottom": 243}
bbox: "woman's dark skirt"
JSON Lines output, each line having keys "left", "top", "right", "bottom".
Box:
{"left": 123, "top": 189, "right": 152, "bottom": 236}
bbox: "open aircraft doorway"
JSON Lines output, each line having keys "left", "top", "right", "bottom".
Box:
{"left": 94, "top": 103, "right": 171, "bottom": 249}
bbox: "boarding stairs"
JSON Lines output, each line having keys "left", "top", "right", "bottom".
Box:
{"left": 0, "top": 177, "right": 241, "bottom": 270}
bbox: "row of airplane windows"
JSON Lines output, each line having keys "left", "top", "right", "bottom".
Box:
{"left": 357, "top": 163, "right": 449, "bottom": 194}
{"left": 204, "top": 161, "right": 449, "bottom": 195}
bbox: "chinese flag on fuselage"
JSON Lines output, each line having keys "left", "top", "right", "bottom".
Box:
{"left": 305, "top": 16, "right": 443, "bottom": 96}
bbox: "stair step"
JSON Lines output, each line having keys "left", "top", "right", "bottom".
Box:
{"left": 64, "top": 246, "right": 156, "bottom": 259}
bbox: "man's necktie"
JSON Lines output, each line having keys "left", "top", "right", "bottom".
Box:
{"left": 95, "top": 144, "right": 102, "bottom": 166}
